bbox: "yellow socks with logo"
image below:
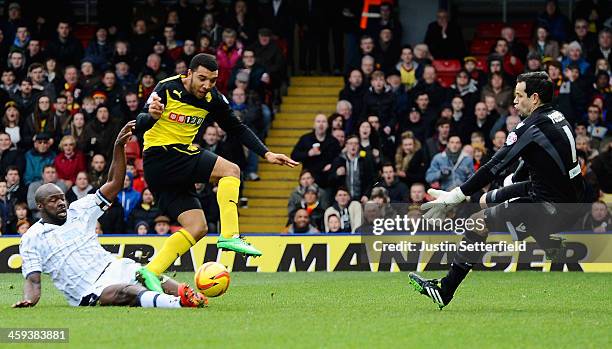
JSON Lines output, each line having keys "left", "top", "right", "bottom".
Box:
{"left": 217, "top": 176, "right": 241, "bottom": 239}
{"left": 146, "top": 229, "right": 196, "bottom": 275}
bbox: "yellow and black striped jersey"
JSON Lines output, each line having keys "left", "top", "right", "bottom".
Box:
{"left": 141, "top": 75, "right": 268, "bottom": 156}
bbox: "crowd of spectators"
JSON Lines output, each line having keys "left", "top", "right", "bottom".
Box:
{"left": 287, "top": 0, "right": 612, "bottom": 234}
{"left": 0, "top": 0, "right": 295, "bottom": 235}
{"left": 0, "top": 0, "right": 609, "bottom": 235}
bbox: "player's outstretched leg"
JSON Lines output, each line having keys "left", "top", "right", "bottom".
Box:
{"left": 99, "top": 283, "right": 207, "bottom": 308}
{"left": 408, "top": 213, "right": 488, "bottom": 309}
{"left": 213, "top": 159, "right": 262, "bottom": 257}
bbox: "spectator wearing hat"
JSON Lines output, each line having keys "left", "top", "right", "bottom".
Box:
{"left": 463, "top": 56, "right": 486, "bottom": 87}
{"left": 24, "top": 133, "right": 55, "bottom": 185}
{"left": 134, "top": 221, "right": 149, "bottom": 235}
{"left": 323, "top": 187, "right": 362, "bottom": 233}
{"left": 425, "top": 134, "right": 474, "bottom": 191}
{"left": 154, "top": 215, "right": 171, "bottom": 235}
{"left": 286, "top": 208, "right": 319, "bottom": 234}
{"left": 84, "top": 27, "right": 113, "bottom": 71}
{"left": 562, "top": 41, "right": 590, "bottom": 75}
{"left": 424, "top": 118, "right": 450, "bottom": 162}
{"left": 150, "top": 39, "right": 175, "bottom": 76}
{"left": 79, "top": 59, "right": 100, "bottom": 96}
{"left": 525, "top": 52, "right": 543, "bottom": 72}
{"left": 529, "top": 24, "right": 560, "bottom": 60}
{"left": 82, "top": 104, "right": 122, "bottom": 160}
{"left": 397, "top": 106, "right": 428, "bottom": 144}
{"left": 137, "top": 68, "right": 156, "bottom": 102}
{"left": 45, "top": 21, "right": 84, "bottom": 67}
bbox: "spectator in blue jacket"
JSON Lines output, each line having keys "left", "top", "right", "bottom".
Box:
{"left": 561, "top": 41, "right": 590, "bottom": 75}
{"left": 118, "top": 172, "right": 141, "bottom": 223}
{"left": 425, "top": 135, "right": 474, "bottom": 191}
{"left": 24, "top": 133, "right": 55, "bottom": 185}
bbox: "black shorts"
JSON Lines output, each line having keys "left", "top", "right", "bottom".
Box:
{"left": 143, "top": 144, "right": 218, "bottom": 219}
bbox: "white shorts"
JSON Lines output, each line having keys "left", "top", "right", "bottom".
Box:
{"left": 79, "top": 258, "right": 141, "bottom": 306}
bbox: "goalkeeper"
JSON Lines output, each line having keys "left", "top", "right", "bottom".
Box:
{"left": 409, "top": 72, "right": 585, "bottom": 309}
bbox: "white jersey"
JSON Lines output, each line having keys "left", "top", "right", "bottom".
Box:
{"left": 20, "top": 190, "right": 116, "bottom": 306}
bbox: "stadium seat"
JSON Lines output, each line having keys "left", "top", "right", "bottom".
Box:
{"left": 513, "top": 22, "right": 533, "bottom": 39}
{"left": 470, "top": 38, "right": 495, "bottom": 55}
{"left": 437, "top": 74, "right": 455, "bottom": 88}
{"left": 475, "top": 22, "right": 504, "bottom": 38}
{"left": 432, "top": 59, "right": 461, "bottom": 73}
{"left": 125, "top": 140, "right": 141, "bottom": 160}
{"left": 475, "top": 55, "right": 488, "bottom": 71}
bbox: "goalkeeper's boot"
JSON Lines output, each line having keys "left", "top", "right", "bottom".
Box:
{"left": 178, "top": 283, "right": 208, "bottom": 308}
{"left": 217, "top": 235, "right": 262, "bottom": 257}
{"left": 136, "top": 267, "right": 163, "bottom": 293}
{"left": 408, "top": 272, "right": 451, "bottom": 310}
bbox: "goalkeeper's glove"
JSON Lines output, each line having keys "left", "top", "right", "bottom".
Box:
{"left": 420, "top": 187, "right": 466, "bottom": 220}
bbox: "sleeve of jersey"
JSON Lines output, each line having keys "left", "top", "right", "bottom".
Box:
{"left": 20, "top": 233, "right": 42, "bottom": 278}
{"left": 213, "top": 92, "right": 270, "bottom": 157}
{"left": 460, "top": 126, "right": 535, "bottom": 196}
{"left": 68, "top": 190, "right": 112, "bottom": 221}
{"left": 137, "top": 83, "right": 168, "bottom": 133}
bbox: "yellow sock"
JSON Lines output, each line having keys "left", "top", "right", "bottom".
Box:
{"left": 146, "top": 229, "right": 196, "bottom": 275}
{"left": 217, "top": 176, "right": 240, "bottom": 238}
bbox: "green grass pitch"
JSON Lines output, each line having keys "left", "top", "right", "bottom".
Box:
{"left": 1, "top": 272, "right": 610, "bottom": 348}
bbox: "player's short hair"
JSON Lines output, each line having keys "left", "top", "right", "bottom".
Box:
{"left": 189, "top": 53, "right": 218, "bottom": 72}
{"left": 517, "top": 71, "right": 553, "bottom": 104}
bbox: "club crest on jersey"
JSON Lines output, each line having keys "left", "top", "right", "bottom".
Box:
{"left": 168, "top": 112, "right": 204, "bottom": 125}
{"left": 506, "top": 131, "right": 518, "bottom": 145}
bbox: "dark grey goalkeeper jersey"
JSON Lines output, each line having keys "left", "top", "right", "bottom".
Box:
{"left": 460, "top": 104, "right": 585, "bottom": 203}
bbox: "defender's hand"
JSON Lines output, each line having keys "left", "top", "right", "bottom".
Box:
{"left": 116, "top": 121, "right": 136, "bottom": 146}
{"left": 148, "top": 93, "right": 164, "bottom": 119}
{"left": 265, "top": 152, "right": 299, "bottom": 168}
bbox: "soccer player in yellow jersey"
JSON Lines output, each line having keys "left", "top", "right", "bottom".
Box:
{"left": 135, "top": 54, "right": 297, "bottom": 291}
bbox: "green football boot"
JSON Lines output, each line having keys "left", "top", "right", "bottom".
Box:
{"left": 217, "top": 235, "right": 263, "bottom": 257}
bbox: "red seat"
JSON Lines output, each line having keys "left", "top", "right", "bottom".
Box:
{"left": 475, "top": 22, "right": 504, "bottom": 38}
{"left": 470, "top": 39, "right": 495, "bottom": 55}
{"left": 125, "top": 140, "right": 141, "bottom": 160}
{"left": 513, "top": 22, "right": 533, "bottom": 39}
{"left": 475, "top": 56, "right": 488, "bottom": 71}
{"left": 437, "top": 74, "right": 455, "bottom": 88}
{"left": 432, "top": 59, "right": 461, "bottom": 73}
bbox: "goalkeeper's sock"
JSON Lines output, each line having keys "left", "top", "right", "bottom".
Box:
{"left": 217, "top": 176, "right": 241, "bottom": 239}
{"left": 441, "top": 231, "right": 487, "bottom": 296}
{"left": 137, "top": 291, "right": 181, "bottom": 308}
{"left": 146, "top": 229, "right": 196, "bottom": 275}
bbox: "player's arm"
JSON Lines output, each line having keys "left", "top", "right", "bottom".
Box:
{"left": 214, "top": 93, "right": 298, "bottom": 167}
{"left": 13, "top": 272, "right": 41, "bottom": 308}
{"left": 136, "top": 83, "right": 168, "bottom": 134}
{"left": 460, "top": 126, "right": 535, "bottom": 196}
{"left": 98, "top": 121, "right": 136, "bottom": 202}
{"left": 14, "top": 234, "right": 42, "bottom": 308}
